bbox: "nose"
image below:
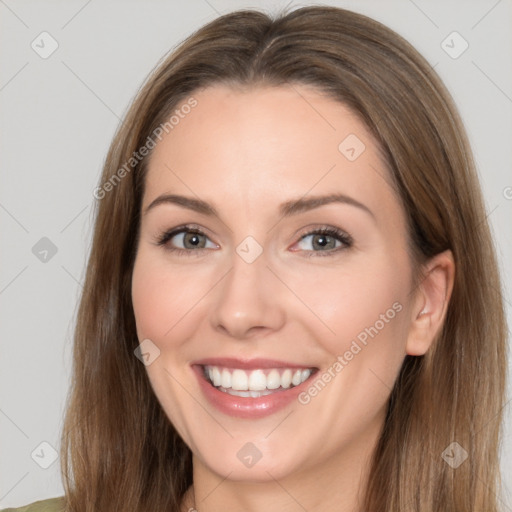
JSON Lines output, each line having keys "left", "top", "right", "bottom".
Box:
{"left": 209, "top": 249, "right": 286, "bottom": 340}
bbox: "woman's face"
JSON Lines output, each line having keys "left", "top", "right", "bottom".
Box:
{"left": 131, "top": 84, "right": 417, "bottom": 483}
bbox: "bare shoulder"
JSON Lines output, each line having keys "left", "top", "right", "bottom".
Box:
{"left": 0, "top": 497, "right": 65, "bottom": 512}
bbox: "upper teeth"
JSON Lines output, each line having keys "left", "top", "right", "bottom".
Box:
{"left": 204, "top": 366, "right": 313, "bottom": 391}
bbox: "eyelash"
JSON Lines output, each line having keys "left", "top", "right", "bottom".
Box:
{"left": 154, "top": 224, "right": 353, "bottom": 257}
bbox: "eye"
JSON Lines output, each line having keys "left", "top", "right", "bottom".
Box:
{"left": 155, "top": 225, "right": 218, "bottom": 254}
{"left": 291, "top": 227, "right": 353, "bottom": 256}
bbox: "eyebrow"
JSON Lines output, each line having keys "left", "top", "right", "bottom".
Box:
{"left": 279, "top": 193, "right": 374, "bottom": 219}
{"left": 143, "top": 192, "right": 374, "bottom": 219}
{"left": 144, "top": 194, "right": 216, "bottom": 216}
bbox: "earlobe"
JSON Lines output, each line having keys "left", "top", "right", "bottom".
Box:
{"left": 405, "top": 250, "right": 455, "bottom": 356}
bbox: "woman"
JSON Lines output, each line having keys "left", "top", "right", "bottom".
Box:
{"left": 4, "top": 5, "right": 506, "bottom": 512}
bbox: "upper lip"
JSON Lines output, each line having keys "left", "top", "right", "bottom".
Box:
{"left": 192, "top": 357, "right": 317, "bottom": 370}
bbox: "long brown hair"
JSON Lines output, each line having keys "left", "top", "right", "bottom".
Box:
{"left": 60, "top": 6, "right": 507, "bottom": 511}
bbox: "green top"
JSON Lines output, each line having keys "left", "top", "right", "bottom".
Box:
{"left": 0, "top": 497, "right": 65, "bottom": 512}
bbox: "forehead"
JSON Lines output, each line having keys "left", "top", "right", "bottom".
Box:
{"left": 143, "top": 83, "right": 400, "bottom": 223}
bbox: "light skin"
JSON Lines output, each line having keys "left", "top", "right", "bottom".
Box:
{"left": 131, "top": 84, "right": 455, "bottom": 512}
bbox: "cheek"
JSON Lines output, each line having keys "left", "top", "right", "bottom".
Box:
{"left": 286, "top": 257, "right": 410, "bottom": 445}
{"left": 282, "top": 251, "right": 410, "bottom": 361}
{"left": 131, "top": 250, "right": 210, "bottom": 343}
{"left": 131, "top": 251, "right": 210, "bottom": 438}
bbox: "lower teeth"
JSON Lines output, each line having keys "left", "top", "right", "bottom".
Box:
{"left": 216, "top": 386, "right": 286, "bottom": 397}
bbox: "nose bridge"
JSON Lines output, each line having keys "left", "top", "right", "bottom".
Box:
{"left": 210, "top": 242, "right": 285, "bottom": 338}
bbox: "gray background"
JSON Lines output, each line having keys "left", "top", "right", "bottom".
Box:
{"left": 1, "top": 0, "right": 511, "bottom": 508}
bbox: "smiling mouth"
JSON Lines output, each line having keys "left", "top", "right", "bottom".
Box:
{"left": 201, "top": 365, "right": 318, "bottom": 398}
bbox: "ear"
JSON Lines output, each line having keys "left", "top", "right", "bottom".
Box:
{"left": 406, "top": 250, "right": 455, "bottom": 356}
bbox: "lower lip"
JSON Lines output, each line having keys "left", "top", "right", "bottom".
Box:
{"left": 192, "top": 365, "right": 314, "bottom": 419}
